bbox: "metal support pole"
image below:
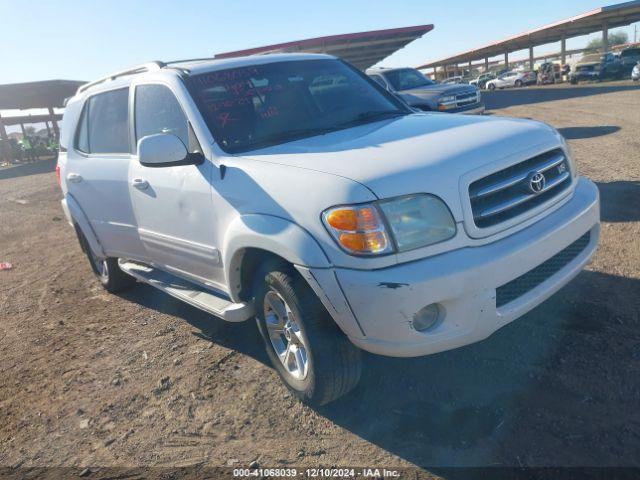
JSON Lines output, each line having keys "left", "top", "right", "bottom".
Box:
{"left": 20, "top": 123, "right": 26, "bottom": 137}
{"left": 561, "top": 37, "right": 566, "bottom": 65}
{"left": 602, "top": 21, "right": 609, "bottom": 52}
{"left": 0, "top": 114, "right": 11, "bottom": 163}
{"left": 504, "top": 52, "right": 509, "bottom": 70}
{"left": 48, "top": 107, "right": 60, "bottom": 139}
{"left": 468, "top": 60, "right": 472, "bottom": 76}
{"left": 485, "top": 57, "right": 489, "bottom": 72}
{"left": 529, "top": 46, "right": 535, "bottom": 70}
{"left": 45, "top": 121, "right": 51, "bottom": 137}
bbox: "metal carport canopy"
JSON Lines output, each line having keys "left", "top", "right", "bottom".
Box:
{"left": 214, "top": 24, "right": 434, "bottom": 70}
{"left": 0, "top": 80, "right": 86, "bottom": 110}
{"left": 418, "top": 0, "right": 640, "bottom": 68}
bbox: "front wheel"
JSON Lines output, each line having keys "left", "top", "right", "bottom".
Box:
{"left": 515, "top": 80, "right": 523, "bottom": 88}
{"left": 254, "top": 263, "right": 362, "bottom": 405}
{"left": 488, "top": 83, "right": 496, "bottom": 91}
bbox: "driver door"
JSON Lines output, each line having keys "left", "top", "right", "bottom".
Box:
{"left": 128, "top": 82, "right": 220, "bottom": 285}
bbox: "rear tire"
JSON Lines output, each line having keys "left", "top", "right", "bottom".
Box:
{"left": 488, "top": 83, "right": 496, "bottom": 91}
{"left": 254, "top": 262, "right": 362, "bottom": 405}
{"left": 515, "top": 80, "right": 523, "bottom": 88}
{"left": 76, "top": 226, "right": 135, "bottom": 293}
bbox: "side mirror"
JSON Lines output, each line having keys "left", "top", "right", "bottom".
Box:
{"left": 137, "top": 133, "right": 202, "bottom": 168}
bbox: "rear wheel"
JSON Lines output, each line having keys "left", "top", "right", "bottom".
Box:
{"left": 515, "top": 79, "right": 523, "bottom": 88}
{"left": 254, "top": 262, "right": 362, "bottom": 405}
{"left": 488, "top": 83, "right": 496, "bottom": 91}
{"left": 76, "top": 227, "right": 135, "bottom": 293}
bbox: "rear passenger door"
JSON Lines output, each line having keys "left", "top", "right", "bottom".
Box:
{"left": 65, "top": 87, "right": 146, "bottom": 259}
{"left": 129, "top": 82, "right": 219, "bottom": 285}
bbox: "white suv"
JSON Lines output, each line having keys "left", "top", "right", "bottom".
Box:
{"left": 58, "top": 53, "right": 600, "bottom": 405}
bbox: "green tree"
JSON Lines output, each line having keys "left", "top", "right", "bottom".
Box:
{"left": 586, "top": 31, "right": 629, "bottom": 50}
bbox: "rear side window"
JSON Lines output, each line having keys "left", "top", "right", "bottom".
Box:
{"left": 135, "top": 84, "right": 189, "bottom": 147}
{"left": 75, "top": 88, "right": 130, "bottom": 154}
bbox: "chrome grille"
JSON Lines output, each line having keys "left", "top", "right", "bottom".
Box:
{"left": 455, "top": 90, "right": 479, "bottom": 107}
{"left": 496, "top": 231, "right": 591, "bottom": 307}
{"left": 469, "top": 148, "right": 572, "bottom": 228}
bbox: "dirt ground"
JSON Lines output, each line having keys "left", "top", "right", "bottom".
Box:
{"left": 1, "top": 81, "right": 639, "bottom": 473}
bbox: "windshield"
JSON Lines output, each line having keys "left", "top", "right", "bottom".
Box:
{"left": 621, "top": 48, "right": 640, "bottom": 58}
{"left": 580, "top": 54, "right": 603, "bottom": 64}
{"left": 383, "top": 68, "right": 435, "bottom": 91}
{"left": 189, "top": 59, "right": 407, "bottom": 153}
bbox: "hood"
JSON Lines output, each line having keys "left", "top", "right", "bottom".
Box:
{"left": 239, "top": 113, "right": 561, "bottom": 221}
{"left": 577, "top": 61, "right": 601, "bottom": 68}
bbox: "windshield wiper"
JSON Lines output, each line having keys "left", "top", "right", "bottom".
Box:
{"left": 338, "top": 110, "right": 407, "bottom": 127}
{"left": 236, "top": 126, "right": 341, "bottom": 152}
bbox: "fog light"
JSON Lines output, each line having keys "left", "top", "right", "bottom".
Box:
{"left": 412, "top": 303, "right": 442, "bottom": 332}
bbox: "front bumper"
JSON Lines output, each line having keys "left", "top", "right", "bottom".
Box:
{"left": 306, "top": 178, "right": 599, "bottom": 357}
{"left": 451, "top": 103, "right": 485, "bottom": 115}
{"left": 572, "top": 71, "right": 600, "bottom": 81}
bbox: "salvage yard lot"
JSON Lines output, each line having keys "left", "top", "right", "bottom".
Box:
{"left": 1, "top": 81, "right": 639, "bottom": 470}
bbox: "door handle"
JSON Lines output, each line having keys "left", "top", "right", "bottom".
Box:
{"left": 67, "top": 173, "right": 83, "bottom": 183}
{"left": 131, "top": 178, "right": 149, "bottom": 190}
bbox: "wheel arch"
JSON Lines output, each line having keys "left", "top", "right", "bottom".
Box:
{"left": 222, "top": 214, "right": 332, "bottom": 303}
{"left": 63, "top": 194, "right": 105, "bottom": 258}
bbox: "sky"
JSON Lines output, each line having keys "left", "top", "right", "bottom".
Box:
{"left": 0, "top": 0, "right": 638, "bottom": 86}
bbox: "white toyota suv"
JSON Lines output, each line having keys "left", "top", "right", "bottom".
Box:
{"left": 58, "top": 54, "right": 600, "bottom": 405}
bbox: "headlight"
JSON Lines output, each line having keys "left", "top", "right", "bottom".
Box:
{"left": 438, "top": 95, "right": 456, "bottom": 104}
{"left": 322, "top": 194, "right": 456, "bottom": 256}
{"left": 559, "top": 134, "right": 578, "bottom": 177}
{"left": 437, "top": 95, "right": 457, "bottom": 111}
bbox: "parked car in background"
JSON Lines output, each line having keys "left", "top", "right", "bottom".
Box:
{"left": 367, "top": 67, "right": 484, "bottom": 114}
{"left": 632, "top": 61, "right": 640, "bottom": 81}
{"left": 619, "top": 47, "right": 640, "bottom": 74}
{"left": 58, "top": 53, "right": 599, "bottom": 405}
{"left": 469, "top": 72, "right": 496, "bottom": 89}
{"left": 442, "top": 76, "right": 466, "bottom": 84}
{"left": 537, "top": 62, "right": 561, "bottom": 84}
{"left": 486, "top": 70, "right": 535, "bottom": 90}
{"left": 569, "top": 52, "right": 622, "bottom": 83}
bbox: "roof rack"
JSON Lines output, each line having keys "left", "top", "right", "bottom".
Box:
{"left": 76, "top": 61, "right": 166, "bottom": 94}
{"left": 165, "top": 57, "right": 218, "bottom": 66}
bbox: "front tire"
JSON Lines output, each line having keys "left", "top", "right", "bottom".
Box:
{"left": 488, "top": 83, "right": 496, "bottom": 91}
{"left": 254, "top": 262, "right": 362, "bottom": 405}
{"left": 515, "top": 80, "right": 523, "bottom": 88}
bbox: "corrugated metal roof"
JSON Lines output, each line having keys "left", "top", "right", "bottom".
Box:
{"left": 214, "top": 24, "right": 434, "bottom": 70}
{"left": 0, "top": 80, "right": 86, "bottom": 110}
{"left": 418, "top": 1, "right": 640, "bottom": 68}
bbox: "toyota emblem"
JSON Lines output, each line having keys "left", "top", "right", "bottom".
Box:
{"left": 527, "top": 171, "right": 546, "bottom": 194}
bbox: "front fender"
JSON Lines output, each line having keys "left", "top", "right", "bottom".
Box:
{"left": 223, "top": 214, "right": 331, "bottom": 300}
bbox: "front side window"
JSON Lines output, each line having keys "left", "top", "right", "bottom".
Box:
{"left": 135, "top": 84, "right": 189, "bottom": 147}
{"left": 76, "top": 88, "right": 130, "bottom": 154}
{"left": 189, "top": 59, "right": 407, "bottom": 153}
{"left": 383, "top": 69, "right": 435, "bottom": 91}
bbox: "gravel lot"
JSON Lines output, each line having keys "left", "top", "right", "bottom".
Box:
{"left": 1, "top": 81, "right": 639, "bottom": 473}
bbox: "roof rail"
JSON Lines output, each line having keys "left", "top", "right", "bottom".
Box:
{"left": 76, "top": 61, "right": 166, "bottom": 94}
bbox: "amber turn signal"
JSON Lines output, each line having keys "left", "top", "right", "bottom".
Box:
{"left": 322, "top": 204, "right": 391, "bottom": 255}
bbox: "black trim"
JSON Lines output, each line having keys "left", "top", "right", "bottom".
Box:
{"left": 140, "top": 152, "right": 204, "bottom": 168}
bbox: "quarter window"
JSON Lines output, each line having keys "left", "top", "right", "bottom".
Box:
{"left": 135, "top": 84, "right": 189, "bottom": 148}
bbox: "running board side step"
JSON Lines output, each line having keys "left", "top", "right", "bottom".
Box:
{"left": 118, "top": 260, "right": 254, "bottom": 322}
